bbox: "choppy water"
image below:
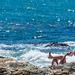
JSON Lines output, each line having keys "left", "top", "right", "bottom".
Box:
{"left": 0, "top": 0, "right": 75, "bottom": 67}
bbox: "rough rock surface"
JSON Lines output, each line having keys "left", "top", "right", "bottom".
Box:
{"left": 0, "top": 56, "right": 75, "bottom": 75}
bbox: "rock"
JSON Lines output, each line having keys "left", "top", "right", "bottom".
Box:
{"left": 0, "top": 68, "right": 11, "bottom": 75}
{"left": 12, "top": 70, "right": 25, "bottom": 75}
{"left": 0, "top": 56, "right": 75, "bottom": 75}
{"left": 52, "top": 64, "right": 64, "bottom": 69}
{"left": 0, "top": 68, "right": 7, "bottom": 73}
{"left": 69, "top": 62, "right": 75, "bottom": 72}
{"left": 45, "top": 42, "right": 69, "bottom": 47}
{"left": 0, "top": 56, "right": 5, "bottom": 58}
{"left": 53, "top": 70, "right": 69, "bottom": 75}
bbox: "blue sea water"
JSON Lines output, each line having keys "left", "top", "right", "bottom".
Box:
{"left": 0, "top": 0, "right": 75, "bottom": 67}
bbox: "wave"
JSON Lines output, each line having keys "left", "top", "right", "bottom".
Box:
{"left": 0, "top": 42, "right": 75, "bottom": 67}
{"left": 63, "top": 41, "right": 75, "bottom": 46}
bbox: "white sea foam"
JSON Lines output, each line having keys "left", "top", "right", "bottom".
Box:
{"left": 20, "top": 50, "right": 52, "bottom": 67}
{"left": 6, "top": 30, "right": 10, "bottom": 32}
{"left": 16, "top": 23, "right": 20, "bottom": 25}
{"left": 38, "top": 36, "right": 43, "bottom": 38}
{"left": 34, "top": 36, "right": 37, "bottom": 39}
{"left": 64, "top": 41, "right": 75, "bottom": 46}
{"left": 57, "top": 18, "right": 60, "bottom": 21}
{"left": 68, "top": 9, "right": 75, "bottom": 12}
{"left": 37, "top": 31, "right": 42, "bottom": 32}
{"left": 27, "top": 7, "right": 35, "bottom": 10}
{"left": 43, "top": 3, "right": 46, "bottom": 5}
{"left": 66, "top": 56, "right": 75, "bottom": 63}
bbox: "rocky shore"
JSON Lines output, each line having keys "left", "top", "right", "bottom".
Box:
{"left": 0, "top": 56, "right": 75, "bottom": 75}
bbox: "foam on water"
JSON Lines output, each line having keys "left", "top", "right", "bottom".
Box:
{"left": 6, "top": 30, "right": 10, "bottom": 32}
{"left": 20, "top": 50, "right": 50, "bottom": 66}
{"left": 0, "top": 41, "right": 75, "bottom": 67}
{"left": 64, "top": 41, "right": 75, "bottom": 46}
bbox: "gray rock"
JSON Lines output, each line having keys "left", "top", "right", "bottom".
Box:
{"left": 52, "top": 64, "right": 63, "bottom": 69}
{"left": 0, "top": 56, "right": 75, "bottom": 75}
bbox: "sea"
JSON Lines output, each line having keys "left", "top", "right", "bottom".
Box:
{"left": 0, "top": 0, "right": 75, "bottom": 67}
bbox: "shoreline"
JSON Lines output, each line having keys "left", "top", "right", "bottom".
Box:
{"left": 0, "top": 56, "right": 75, "bottom": 75}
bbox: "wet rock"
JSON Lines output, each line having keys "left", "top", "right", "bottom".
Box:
{"left": 0, "top": 56, "right": 5, "bottom": 58}
{"left": 45, "top": 42, "right": 69, "bottom": 47}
